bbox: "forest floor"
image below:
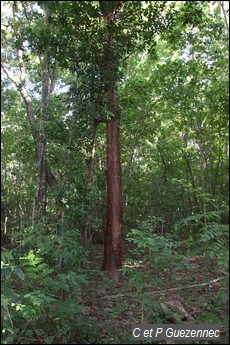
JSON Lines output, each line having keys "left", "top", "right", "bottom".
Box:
{"left": 75, "top": 243, "right": 229, "bottom": 344}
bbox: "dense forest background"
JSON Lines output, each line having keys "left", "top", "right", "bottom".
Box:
{"left": 1, "top": 1, "right": 229, "bottom": 344}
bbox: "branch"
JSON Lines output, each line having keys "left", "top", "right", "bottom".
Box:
{"left": 106, "top": 277, "right": 224, "bottom": 299}
{"left": 2, "top": 60, "right": 37, "bottom": 135}
{"left": 152, "top": 277, "right": 223, "bottom": 294}
{"left": 1, "top": 62, "right": 19, "bottom": 85}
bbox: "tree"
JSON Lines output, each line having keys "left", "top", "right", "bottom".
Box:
{"left": 97, "top": 1, "right": 123, "bottom": 280}
{"left": 2, "top": 0, "right": 215, "bottom": 280}
{"left": 119, "top": 1, "right": 228, "bottom": 231}
{"left": 37, "top": 0, "right": 210, "bottom": 280}
{"left": 1, "top": 1, "right": 56, "bottom": 222}
{"left": 44, "top": 0, "right": 168, "bottom": 280}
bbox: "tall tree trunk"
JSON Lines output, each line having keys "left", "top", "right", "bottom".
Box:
{"left": 102, "top": 89, "right": 123, "bottom": 281}
{"left": 100, "top": 3, "right": 124, "bottom": 281}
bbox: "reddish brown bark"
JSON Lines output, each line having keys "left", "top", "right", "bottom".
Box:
{"left": 102, "top": 89, "right": 123, "bottom": 281}
{"left": 100, "top": 3, "right": 124, "bottom": 281}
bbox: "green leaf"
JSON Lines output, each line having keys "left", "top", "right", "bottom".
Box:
{"left": 14, "top": 268, "right": 25, "bottom": 280}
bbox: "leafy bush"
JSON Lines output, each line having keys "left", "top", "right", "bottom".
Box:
{"left": 125, "top": 216, "right": 177, "bottom": 267}
{"left": 174, "top": 208, "right": 229, "bottom": 271}
{"left": 199, "top": 223, "right": 229, "bottom": 269}
{"left": 173, "top": 206, "right": 229, "bottom": 304}
{"left": 120, "top": 216, "right": 179, "bottom": 323}
{"left": 1, "top": 223, "right": 88, "bottom": 344}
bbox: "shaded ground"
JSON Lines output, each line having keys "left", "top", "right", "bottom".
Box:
{"left": 76, "top": 243, "right": 229, "bottom": 344}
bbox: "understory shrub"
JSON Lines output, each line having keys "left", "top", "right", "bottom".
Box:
{"left": 1, "top": 222, "right": 88, "bottom": 344}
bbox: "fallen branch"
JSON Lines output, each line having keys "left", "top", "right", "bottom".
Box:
{"left": 160, "top": 300, "right": 195, "bottom": 323}
{"left": 147, "top": 277, "right": 223, "bottom": 294}
{"left": 107, "top": 277, "right": 224, "bottom": 299}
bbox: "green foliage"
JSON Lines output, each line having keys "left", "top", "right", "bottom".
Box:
{"left": 12, "top": 222, "right": 88, "bottom": 269}
{"left": 1, "top": 251, "right": 25, "bottom": 281}
{"left": 120, "top": 217, "right": 182, "bottom": 326}
{"left": 127, "top": 229, "right": 172, "bottom": 266}
{"left": 121, "top": 217, "right": 179, "bottom": 322}
{"left": 174, "top": 208, "right": 228, "bottom": 237}
{"left": 1, "top": 223, "right": 88, "bottom": 344}
{"left": 200, "top": 223, "right": 229, "bottom": 268}
{"left": 126, "top": 216, "right": 178, "bottom": 267}
{"left": 1, "top": 0, "right": 229, "bottom": 342}
{"left": 174, "top": 204, "right": 229, "bottom": 262}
